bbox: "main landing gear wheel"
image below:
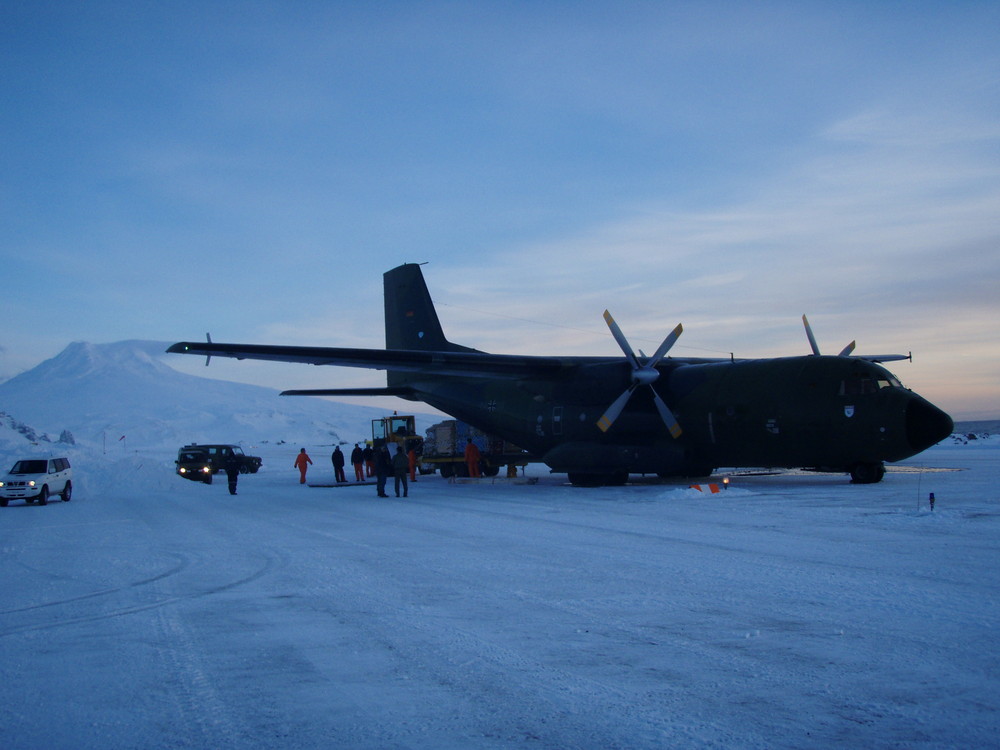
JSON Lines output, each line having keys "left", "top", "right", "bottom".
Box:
{"left": 850, "top": 462, "right": 885, "bottom": 484}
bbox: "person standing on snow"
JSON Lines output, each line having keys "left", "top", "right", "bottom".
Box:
{"left": 363, "top": 444, "right": 375, "bottom": 477}
{"left": 294, "top": 448, "right": 313, "bottom": 484}
{"left": 464, "top": 438, "right": 482, "bottom": 478}
{"left": 331, "top": 446, "right": 346, "bottom": 483}
{"left": 374, "top": 444, "right": 391, "bottom": 498}
{"left": 224, "top": 451, "right": 240, "bottom": 495}
{"left": 351, "top": 443, "right": 365, "bottom": 481}
{"left": 407, "top": 443, "right": 418, "bottom": 482}
{"left": 392, "top": 445, "right": 410, "bottom": 498}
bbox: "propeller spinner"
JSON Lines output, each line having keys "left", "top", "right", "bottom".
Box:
{"left": 596, "top": 311, "right": 683, "bottom": 438}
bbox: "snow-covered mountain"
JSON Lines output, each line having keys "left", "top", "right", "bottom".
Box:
{"left": 0, "top": 340, "right": 427, "bottom": 453}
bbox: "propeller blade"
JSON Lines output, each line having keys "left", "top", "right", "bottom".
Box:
{"left": 651, "top": 388, "right": 683, "bottom": 439}
{"left": 603, "top": 311, "right": 640, "bottom": 370}
{"left": 804, "top": 316, "right": 859, "bottom": 358}
{"left": 647, "top": 323, "right": 683, "bottom": 367}
{"left": 597, "top": 386, "right": 636, "bottom": 433}
{"left": 802, "top": 315, "right": 821, "bottom": 356}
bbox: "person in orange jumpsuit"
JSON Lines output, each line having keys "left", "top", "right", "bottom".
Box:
{"left": 408, "top": 445, "right": 417, "bottom": 482}
{"left": 293, "top": 448, "right": 312, "bottom": 484}
{"left": 464, "top": 438, "right": 482, "bottom": 478}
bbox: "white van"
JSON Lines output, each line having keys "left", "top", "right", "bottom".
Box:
{"left": 0, "top": 457, "right": 73, "bottom": 507}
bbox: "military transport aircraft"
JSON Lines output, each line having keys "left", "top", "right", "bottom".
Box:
{"left": 168, "top": 263, "right": 953, "bottom": 486}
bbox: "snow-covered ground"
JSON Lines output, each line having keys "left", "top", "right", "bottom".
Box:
{"left": 1, "top": 435, "right": 997, "bottom": 749}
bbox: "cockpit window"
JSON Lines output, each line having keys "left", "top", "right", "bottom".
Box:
{"left": 840, "top": 373, "right": 903, "bottom": 395}
{"left": 840, "top": 377, "right": 877, "bottom": 396}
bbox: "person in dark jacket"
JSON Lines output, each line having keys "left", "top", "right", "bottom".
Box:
{"left": 331, "top": 446, "right": 346, "bottom": 483}
{"left": 224, "top": 452, "right": 240, "bottom": 495}
{"left": 374, "top": 444, "right": 391, "bottom": 498}
{"left": 363, "top": 444, "right": 375, "bottom": 477}
{"left": 351, "top": 444, "right": 365, "bottom": 481}
{"left": 392, "top": 445, "right": 409, "bottom": 498}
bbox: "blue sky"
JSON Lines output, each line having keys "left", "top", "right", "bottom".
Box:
{"left": 2, "top": 1, "right": 998, "bottom": 420}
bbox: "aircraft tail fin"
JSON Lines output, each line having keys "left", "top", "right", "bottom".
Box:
{"left": 383, "top": 264, "right": 473, "bottom": 353}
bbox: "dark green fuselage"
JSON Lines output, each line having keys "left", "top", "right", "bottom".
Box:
{"left": 383, "top": 264, "right": 951, "bottom": 480}
{"left": 395, "top": 354, "right": 949, "bottom": 478}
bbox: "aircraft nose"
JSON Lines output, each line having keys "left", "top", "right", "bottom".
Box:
{"left": 905, "top": 397, "right": 954, "bottom": 453}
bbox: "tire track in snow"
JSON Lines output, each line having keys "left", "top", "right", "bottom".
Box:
{"left": 0, "top": 549, "right": 280, "bottom": 637}
{"left": 0, "top": 551, "right": 190, "bottom": 615}
{"left": 149, "top": 605, "right": 247, "bottom": 748}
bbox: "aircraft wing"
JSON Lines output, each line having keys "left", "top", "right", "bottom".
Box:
{"left": 853, "top": 353, "right": 912, "bottom": 364}
{"left": 166, "top": 341, "right": 577, "bottom": 379}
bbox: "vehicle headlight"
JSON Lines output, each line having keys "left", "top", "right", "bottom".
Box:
{"left": 201, "top": 466, "right": 211, "bottom": 473}
{"left": 179, "top": 467, "right": 188, "bottom": 473}
{"left": 28, "top": 480, "right": 36, "bottom": 487}
{"left": 0, "top": 481, "right": 5, "bottom": 487}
